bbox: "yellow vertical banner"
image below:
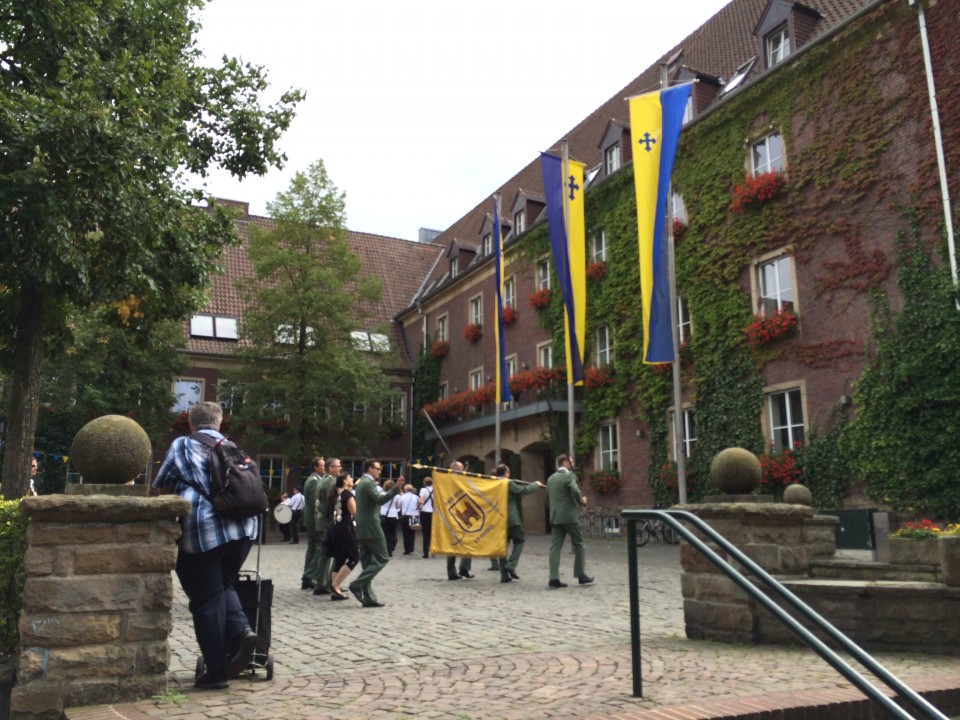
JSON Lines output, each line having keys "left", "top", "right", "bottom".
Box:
{"left": 430, "top": 470, "right": 508, "bottom": 558}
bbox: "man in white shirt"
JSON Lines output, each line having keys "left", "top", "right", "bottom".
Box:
{"left": 418, "top": 477, "right": 434, "bottom": 558}
{"left": 287, "top": 486, "right": 306, "bottom": 544}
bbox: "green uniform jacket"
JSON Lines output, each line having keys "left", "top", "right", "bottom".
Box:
{"left": 354, "top": 475, "right": 400, "bottom": 539}
{"left": 507, "top": 481, "right": 541, "bottom": 528}
{"left": 316, "top": 473, "right": 336, "bottom": 530}
{"left": 546, "top": 469, "right": 584, "bottom": 525}
{"left": 302, "top": 472, "right": 322, "bottom": 531}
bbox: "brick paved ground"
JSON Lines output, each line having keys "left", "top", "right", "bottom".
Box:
{"left": 65, "top": 534, "right": 960, "bottom": 720}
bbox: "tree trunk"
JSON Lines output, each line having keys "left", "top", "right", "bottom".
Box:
{"left": 1, "top": 285, "right": 45, "bottom": 499}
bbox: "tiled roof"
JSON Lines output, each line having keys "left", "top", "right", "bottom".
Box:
{"left": 184, "top": 205, "right": 443, "bottom": 370}
{"left": 409, "top": 0, "right": 873, "bottom": 304}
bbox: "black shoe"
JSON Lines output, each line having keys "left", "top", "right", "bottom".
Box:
{"left": 362, "top": 600, "right": 386, "bottom": 608}
{"left": 195, "top": 672, "right": 229, "bottom": 690}
{"left": 331, "top": 592, "right": 349, "bottom": 601}
{"left": 509, "top": 570, "right": 520, "bottom": 580}
{"left": 500, "top": 575, "right": 512, "bottom": 583}
{"left": 448, "top": 575, "right": 461, "bottom": 581}
{"left": 459, "top": 571, "right": 475, "bottom": 579}
{"left": 301, "top": 579, "right": 315, "bottom": 590}
{"left": 313, "top": 586, "right": 332, "bottom": 596}
{"left": 226, "top": 630, "right": 258, "bottom": 675}
{"left": 348, "top": 586, "right": 364, "bottom": 604}
{"left": 579, "top": 575, "right": 595, "bottom": 585}
{"left": 548, "top": 579, "right": 568, "bottom": 588}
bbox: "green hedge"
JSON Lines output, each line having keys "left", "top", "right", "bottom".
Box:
{"left": 0, "top": 499, "right": 28, "bottom": 654}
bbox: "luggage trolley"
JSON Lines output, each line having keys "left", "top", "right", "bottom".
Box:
{"left": 195, "top": 514, "right": 275, "bottom": 682}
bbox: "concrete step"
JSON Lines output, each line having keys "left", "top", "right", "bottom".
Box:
{"left": 811, "top": 558, "right": 939, "bottom": 582}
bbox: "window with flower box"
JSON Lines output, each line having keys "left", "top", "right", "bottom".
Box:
{"left": 536, "top": 258, "right": 551, "bottom": 290}
{"left": 469, "top": 368, "right": 484, "bottom": 391}
{"left": 469, "top": 295, "right": 483, "bottom": 326}
{"left": 598, "top": 422, "right": 619, "bottom": 472}
{"left": 438, "top": 382, "right": 448, "bottom": 401}
{"left": 677, "top": 295, "right": 692, "bottom": 342}
{"left": 595, "top": 325, "right": 612, "bottom": 368}
{"left": 503, "top": 276, "right": 516, "bottom": 310}
{"left": 672, "top": 193, "right": 687, "bottom": 224}
{"left": 504, "top": 355, "right": 517, "bottom": 408}
{"left": 537, "top": 341, "right": 553, "bottom": 369}
{"left": 591, "top": 230, "right": 607, "bottom": 262}
{"left": 436, "top": 314, "right": 448, "bottom": 342}
{"left": 754, "top": 252, "right": 796, "bottom": 316}
{"left": 752, "top": 133, "right": 784, "bottom": 175}
{"left": 669, "top": 408, "right": 697, "bottom": 460}
{"left": 765, "top": 384, "right": 806, "bottom": 450}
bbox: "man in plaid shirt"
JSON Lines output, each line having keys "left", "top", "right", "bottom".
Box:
{"left": 153, "top": 401, "right": 259, "bottom": 689}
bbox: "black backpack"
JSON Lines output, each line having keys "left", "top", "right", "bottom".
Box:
{"left": 187, "top": 432, "right": 269, "bottom": 521}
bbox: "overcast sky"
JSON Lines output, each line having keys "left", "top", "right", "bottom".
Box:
{"left": 194, "top": 0, "right": 732, "bottom": 240}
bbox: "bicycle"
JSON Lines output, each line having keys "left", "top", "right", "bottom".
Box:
{"left": 634, "top": 517, "right": 679, "bottom": 547}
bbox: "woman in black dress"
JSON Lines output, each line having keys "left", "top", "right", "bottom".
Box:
{"left": 327, "top": 473, "right": 359, "bottom": 600}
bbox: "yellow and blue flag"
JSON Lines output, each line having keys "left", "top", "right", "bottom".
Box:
{"left": 540, "top": 152, "right": 586, "bottom": 384}
{"left": 629, "top": 83, "right": 693, "bottom": 364}
{"left": 493, "top": 197, "right": 512, "bottom": 403}
{"left": 430, "top": 470, "right": 508, "bottom": 558}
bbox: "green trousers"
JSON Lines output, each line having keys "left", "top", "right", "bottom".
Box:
{"left": 447, "top": 556, "right": 472, "bottom": 579}
{"left": 350, "top": 534, "right": 390, "bottom": 603}
{"left": 548, "top": 522, "right": 586, "bottom": 581}
{"left": 303, "top": 527, "right": 332, "bottom": 588}
{"left": 498, "top": 525, "right": 526, "bottom": 576}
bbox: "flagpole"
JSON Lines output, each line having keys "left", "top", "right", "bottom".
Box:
{"left": 561, "top": 141, "right": 576, "bottom": 461}
{"left": 660, "top": 65, "right": 688, "bottom": 505}
{"left": 410, "top": 463, "right": 536, "bottom": 485}
{"left": 494, "top": 194, "right": 503, "bottom": 466}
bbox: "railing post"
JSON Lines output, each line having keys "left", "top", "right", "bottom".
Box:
{"left": 627, "top": 518, "right": 642, "bottom": 697}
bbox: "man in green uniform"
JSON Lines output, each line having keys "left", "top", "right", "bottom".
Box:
{"left": 348, "top": 458, "right": 401, "bottom": 607}
{"left": 311, "top": 457, "right": 340, "bottom": 596}
{"left": 496, "top": 464, "right": 544, "bottom": 583}
{"left": 546, "top": 453, "right": 594, "bottom": 588}
{"left": 301, "top": 457, "right": 325, "bottom": 590}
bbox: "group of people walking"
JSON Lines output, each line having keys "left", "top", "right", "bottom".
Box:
{"left": 154, "top": 405, "right": 594, "bottom": 691}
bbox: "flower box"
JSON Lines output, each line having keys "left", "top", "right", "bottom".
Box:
{"left": 589, "top": 470, "right": 621, "bottom": 495}
{"left": 673, "top": 218, "right": 687, "bottom": 243}
{"left": 744, "top": 308, "right": 798, "bottom": 348}
{"left": 732, "top": 171, "right": 787, "bottom": 213}
{"left": 430, "top": 339, "right": 450, "bottom": 358}
{"left": 501, "top": 305, "right": 517, "bottom": 326}
{"left": 529, "top": 288, "right": 551, "bottom": 311}
{"left": 888, "top": 537, "right": 939, "bottom": 566}
{"left": 586, "top": 261, "right": 608, "bottom": 282}
{"left": 463, "top": 323, "right": 483, "bottom": 343}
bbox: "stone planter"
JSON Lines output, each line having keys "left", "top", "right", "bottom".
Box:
{"left": 888, "top": 536, "right": 939, "bottom": 566}
{"left": 938, "top": 535, "right": 960, "bottom": 586}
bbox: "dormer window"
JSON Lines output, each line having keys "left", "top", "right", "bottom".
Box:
{"left": 604, "top": 143, "right": 621, "bottom": 175}
{"left": 723, "top": 58, "right": 757, "bottom": 95}
{"left": 766, "top": 24, "right": 791, "bottom": 67}
{"left": 514, "top": 209, "right": 526, "bottom": 235}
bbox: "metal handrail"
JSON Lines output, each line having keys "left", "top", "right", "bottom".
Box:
{"left": 622, "top": 508, "right": 948, "bottom": 720}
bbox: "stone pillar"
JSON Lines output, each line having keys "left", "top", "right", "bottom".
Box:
{"left": 12, "top": 495, "right": 188, "bottom": 720}
{"left": 676, "top": 501, "right": 816, "bottom": 644}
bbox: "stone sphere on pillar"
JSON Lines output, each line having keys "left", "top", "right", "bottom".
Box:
{"left": 709, "top": 447, "right": 762, "bottom": 495}
{"left": 71, "top": 415, "right": 152, "bottom": 484}
{"left": 782, "top": 483, "right": 813, "bottom": 506}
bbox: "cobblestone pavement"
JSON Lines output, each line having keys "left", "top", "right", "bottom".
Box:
{"left": 67, "top": 534, "right": 960, "bottom": 720}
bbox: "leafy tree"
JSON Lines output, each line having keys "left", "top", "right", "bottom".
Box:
{"left": 223, "top": 160, "right": 393, "bottom": 465}
{"left": 0, "top": 0, "right": 302, "bottom": 497}
{"left": 843, "top": 219, "right": 960, "bottom": 520}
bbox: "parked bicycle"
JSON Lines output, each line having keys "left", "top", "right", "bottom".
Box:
{"left": 635, "top": 516, "right": 679, "bottom": 547}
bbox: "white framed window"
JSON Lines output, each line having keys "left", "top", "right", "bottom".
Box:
{"left": 380, "top": 393, "right": 405, "bottom": 426}
{"left": 189, "top": 314, "right": 239, "bottom": 340}
{"left": 438, "top": 382, "right": 448, "bottom": 401}
{"left": 672, "top": 193, "right": 687, "bottom": 224}
{"left": 436, "top": 314, "right": 448, "bottom": 342}
{"left": 604, "top": 143, "right": 621, "bottom": 175}
{"left": 757, "top": 254, "right": 795, "bottom": 315}
{"left": 514, "top": 210, "right": 526, "bottom": 235}
{"left": 536, "top": 258, "right": 551, "bottom": 290}
{"left": 469, "top": 295, "right": 483, "bottom": 326}
{"left": 353, "top": 403, "right": 367, "bottom": 418}
{"left": 482, "top": 232, "right": 492, "bottom": 256}
{"left": 751, "top": 133, "right": 784, "bottom": 175}
{"left": 537, "top": 341, "right": 553, "bottom": 369}
{"left": 590, "top": 230, "right": 607, "bottom": 262}
{"left": 670, "top": 408, "right": 697, "bottom": 460}
{"left": 677, "top": 295, "right": 692, "bottom": 343}
{"left": 766, "top": 25, "right": 791, "bottom": 67}
{"left": 258, "top": 456, "right": 285, "bottom": 495}
{"left": 469, "top": 368, "right": 484, "bottom": 391}
{"left": 189, "top": 315, "right": 214, "bottom": 337}
{"left": 595, "top": 325, "right": 612, "bottom": 368}
{"left": 722, "top": 58, "right": 756, "bottom": 95}
{"left": 503, "top": 276, "right": 516, "bottom": 309}
{"left": 172, "top": 378, "right": 203, "bottom": 413}
{"left": 598, "top": 422, "right": 619, "bottom": 472}
{"left": 451, "top": 256, "right": 459, "bottom": 276}
{"left": 505, "top": 354, "right": 518, "bottom": 408}
{"left": 351, "top": 330, "right": 389, "bottom": 352}
{"left": 767, "top": 387, "right": 805, "bottom": 450}
{"left": 214, "top": 316, "right": 238, "bottom": 340}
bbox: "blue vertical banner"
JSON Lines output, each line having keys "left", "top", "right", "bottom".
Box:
{"left": 540, "top": 152, "right": 585, "bottom": 385}
{"left": 629, "top": 82, "right": 693, "bottom": 363}
{"left": 493, "top": 196, "right": 512, "bottom": 403}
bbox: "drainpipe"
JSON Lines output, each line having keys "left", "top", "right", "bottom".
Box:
{"left": 908, "top": 0, "right": 958, "bottom": 298}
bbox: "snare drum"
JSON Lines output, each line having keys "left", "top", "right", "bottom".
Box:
{"left": 273, "top": 503, "right": 293, "bottom": 525}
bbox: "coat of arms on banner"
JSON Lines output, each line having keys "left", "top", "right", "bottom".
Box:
{"left": 447, "top": 490, "right": 486, "bottom": 534}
